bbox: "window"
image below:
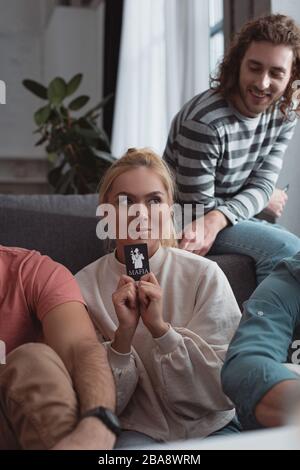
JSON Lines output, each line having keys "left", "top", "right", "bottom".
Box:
{"left": 209, "top": 0, "right": 224, "bottom": 75}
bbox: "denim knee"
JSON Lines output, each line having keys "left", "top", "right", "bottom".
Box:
{"left": 271, "top": 235, "right": 300, "bottom": 265}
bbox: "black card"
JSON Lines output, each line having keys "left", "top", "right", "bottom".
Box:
{"left": 124, "top": 244, "right": 150, "bottom": 280}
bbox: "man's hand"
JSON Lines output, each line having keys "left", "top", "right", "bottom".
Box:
{"left": 112, "top": 275, "right": 140, "bottom": 353}
{"left": 179, "top": 210, "right": 228, "bottom": 256}
{"left": 51, "top": 417, "right": 115, "bottom": 450}
{"left": 138, "top": 273, "right": 169, "bottom": 338}
{"left": 264, "top": 188, "right": 288, "bottom": 218}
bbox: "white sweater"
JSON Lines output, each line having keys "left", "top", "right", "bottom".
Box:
{"left": 76, "top": 247, "right": 241, "bottom": 442}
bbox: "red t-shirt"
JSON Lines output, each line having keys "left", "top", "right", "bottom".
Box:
{"left": 0, "top": 246, "right": 85, "bottom": 354}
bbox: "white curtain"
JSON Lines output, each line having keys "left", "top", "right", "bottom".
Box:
{"left": 111, "top": 0, "right": 210, "bottom": 157}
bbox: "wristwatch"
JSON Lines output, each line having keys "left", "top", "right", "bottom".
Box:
{"left": 81, "top": 407, "right": 122, "bottom": 437}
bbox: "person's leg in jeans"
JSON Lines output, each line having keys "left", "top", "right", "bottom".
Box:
{"left": 207, "top": 415, "right": 242, "bottom": 438}
{"left": 0, "top": 343, "right": 78, "bottom": 450}
{"left": 209, "top": 219, "right": 300, "bottom": 284}
{"left": 115, "top": 431, "right": 158, "bottom": 449}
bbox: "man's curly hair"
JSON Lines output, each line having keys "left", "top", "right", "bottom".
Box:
{"left": 211, "top": 14, "right": 300, "bottom": 119}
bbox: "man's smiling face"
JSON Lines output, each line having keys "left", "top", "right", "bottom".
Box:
{"left": 232, "top": 41, "right": 294, "bottom": 117}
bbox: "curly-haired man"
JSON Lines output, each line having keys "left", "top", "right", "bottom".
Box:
{"left": 164, "top": 14, "right": 300, "bottom": 284}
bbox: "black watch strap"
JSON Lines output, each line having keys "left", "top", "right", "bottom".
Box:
{"left": 81, "top": 407, "right": 122, "bottom": 437}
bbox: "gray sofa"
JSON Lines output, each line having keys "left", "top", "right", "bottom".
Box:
{"left": 0, "top": 194, "right": 257, "bottom": 309}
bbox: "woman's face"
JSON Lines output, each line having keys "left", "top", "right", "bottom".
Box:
{"left": 107, "top": 167, "right": 172, "bottom": 260}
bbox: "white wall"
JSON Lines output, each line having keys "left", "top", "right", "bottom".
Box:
{"left": 271, "top": 0, "right": 300, "bottom": 235}
{"left": 0, "top": 1, "right": 105, "bottom": 159}
{"left": 0, "top": 0, "right": 47, "bottom": 157}
{"left": 272, "top": 0, "right": 299, "bottom": 17}
{"left": 44, "top": 5, "right": 105, "bottom": 108}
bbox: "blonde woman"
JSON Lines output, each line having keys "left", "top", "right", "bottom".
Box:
{"left": 76, "top": 148, "right": 241, "bottom": 448}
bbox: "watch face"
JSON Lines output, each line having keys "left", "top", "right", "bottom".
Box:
{"left": 98, "top": 407, "right": 121, "bottom": 435}
{"left": 105, "top": 408, "right": 120, "bottom": 427}
{"left": 82, "top": 407, "right": 121, "bottom": 436}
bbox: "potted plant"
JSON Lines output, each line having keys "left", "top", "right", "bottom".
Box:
{"left": 23, "top": 74, "right": 116, "bottom": 194}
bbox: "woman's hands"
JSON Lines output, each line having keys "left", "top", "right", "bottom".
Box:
{"left": 112, "top": 273, "right": 169, "bottom": 352}
{"left": 138, "top": 273, "right": 169, "bottom": 338}
{"left": 112, "top": 275, "right": 140, "bottom": 353}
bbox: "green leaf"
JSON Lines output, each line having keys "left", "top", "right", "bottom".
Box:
{"left": 48, "top": 158, "right": 67, "bottom": 188}
{"left": 68, "top": 95, "right": 90, "bottom": 111}
{"left": 56, "top": 167, "right": 77, "bottom": 194}
{"left": 84, "top": 93, "right": 113, "bottom": 117}
{"left": 33, "top": 126, "right": 44, "bottom": 134}
{"left": 66, "top": 74, "right": 83, "bottom": 97}
{"left": 48, "top": 108, "right": 62, "bottom": 126}
{"left": 74, "top": 127, "right": 100, "bottom": 140}
{"left": 46, "top": 134, "right": 64, "bottom": 153}
{"left": 34, "top": 105, "right": 51, "bottom": 126}
{"left": 60, "top": 106, "right": 69, "bottom": 119}
{"left": 23, "top": 79, "right": 48, "bottom": 100}
{"left": 47, "top": 77, "right": 67, "bottom": 106}
{"left": 47, "top": 152, "right": 59, "bottom": 164}
{"left": 35, "top": 135, "right": 48, "bottom": 146}
{"left": 92, "top": 149, "right": 116, "bottom": 164}
{"left": 77, "top": 117, "right": 111, "bottom": 151}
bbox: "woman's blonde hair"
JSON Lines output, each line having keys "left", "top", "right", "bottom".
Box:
{"left": 99, "top": 147, "right": 177, "bottom": 248}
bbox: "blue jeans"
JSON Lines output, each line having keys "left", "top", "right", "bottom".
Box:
{"left": 209, "top": 218, "right": 300, "bottom": 284}
{"left": 115, "top": 431, "right": 158, "bottom": 449}
{"left": 115, "top": 419, "right": 242, "bottom": 449}
{"left": 208, "top": 416, "right": 242, "bottom": 437}
{"left": 114, "top": 422, "right": 241, "bottom": 449}
{"left": 221, "top": 253, "right": 300, "bottom": 429}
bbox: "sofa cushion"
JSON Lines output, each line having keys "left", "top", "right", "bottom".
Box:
{"left": 209, "top": 254, "right": 256, "bottom": 310}
{"left": 0, "top": 207, "right": 105, "bottom": 274}
{"left": 0, "top": 194, "right": 99, "bottom": 217}
{"left": 0, "top": 205, "right": 256, "bottom": 307}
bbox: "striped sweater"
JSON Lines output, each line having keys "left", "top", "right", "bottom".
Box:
{"left": 163, "top": 89, "right": 297, "bottom": 224}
